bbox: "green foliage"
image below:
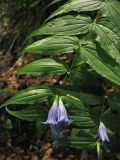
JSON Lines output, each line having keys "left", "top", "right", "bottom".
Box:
{"left": 1, "top": 0, "right": 120, "bottom": 158}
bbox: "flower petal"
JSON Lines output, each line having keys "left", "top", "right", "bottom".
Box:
{"left": 99, "top": 122, "right": 109, "bottom": 143}
{"left": 50, "top": 125, "right": 64, "bottom": 138}
{"left": 57, "top": 98, "right": 72, "bottom": 125}
{"left": 43, "top": 99, "right": 58, "bottom": 125}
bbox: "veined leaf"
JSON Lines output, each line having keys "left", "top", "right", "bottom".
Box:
{"left": 70, "top": 66, "right": 100, "bottom": 86}
{"left": 93, "top": 0, "right": 120, "bottom": 63}
{"left": 29, "top": 15, "right": 92, "bottom": 38}
{"left": 59, "top": 86, "right": 102, "bottom": 105}
{"left": 95, "top": 24, "right": 120, "bottom": 64}
{"left": 62, "top": 96, "right": 98, "bottom": 127}
{"left": 71, "top": 128, "right": 97, "bottom": 138}
{"left": 61, "top": 136, "right": 96, "bottom": 149}
{"left": 0, "top": 85, "right": 101, "bottom": 108}
{"left": 80, "top": 42, "right": 120, "bottom": 86}
{"left": 6, "top": 106, "right": 47, "bottom": 121}
{"left": 19, "top": 58, "right": 68, "bottom": 76}
{"left": 102, "top": 108, "right": 120, "bottom": 132}
{"left": 24, "top": 36, "right": 79, "bottom": 55}
{"left": 0, "top": 86, "right": 55, "bottom": 108}
{"left": 101, "top": 0, "right": 120, "bottom": 35}
{"left": 47, "top": 0, "right": 103, "bottom": 21}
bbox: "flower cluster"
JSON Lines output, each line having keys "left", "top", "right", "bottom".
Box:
{"left": 42, "top": 95, "right": 72, "bottom": 148}
{"left": 42, "top": 95, "right": 110, "bottom": 155}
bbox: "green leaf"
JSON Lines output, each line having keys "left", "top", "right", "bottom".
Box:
{"left": 108, "top": 92, "right": 120, "bottom": 112}
{"left": 93, "top": 0, "right": 120, "bottom": 63}
{"left": 59, "top": 86, "right": 102, "bottom": 105}
{"left": 47, "top": 0, "right": 103, "bottom": 21}
{"left": 61, "top": 136, "right": 96, "bottom": 149}
{"left": 29, "top": 15, "right": 92, "bottom": 38}
{"left": 101, "top": 0, "right": 120, "bottom": 35}
{"left": 70, "top": 66, "right": 100, "bottom": 86}
{"left": 62, "top": 96, "right": 98, "bottom": 127}
{"left": 19, "top": 58, "right": 68, "bottom": 76}
{"left": 80, "top": 42, "right": 120, "bottom": 86}
{"left": 24, "top": 36, "right": 79, "bottom": 55}
{"left": 43, "top": 0, "right": 63, "bottom": 9}
{"left": 6, "top": 106, "right": 47, "bottom": 121}
{"left": 93, "top": 18, "right": 120, "bottom": 64}
{"left": 0, "top": 85, "right": 55, "bottom": 108}
{"left": 102, "top": 108, "right": 120, "bottom": 133}
{"left": 0, "top": 85, "right": 102, "bottom": 108}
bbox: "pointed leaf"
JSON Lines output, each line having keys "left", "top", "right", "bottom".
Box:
{"left": 0, "top": 86, "right": 55, "bottom": 108}
{"left": 47, "top": 0, "right": 103, "bottom": 20}
{"left": 61, "top": 136, "right": 96, "bottom": 149}
{"left": 80, "top": 42, "right": 120, "bottom": 86}
{"left": 6, "top": 106, "right": 47, "bottom": 121}
{"left": 19, "top": 58, "right": 68, "bottom": 76}
{"left": 93, "top": 0, "right": 120, "bottom": 63}
{"left": 29, "top": 15, "right": 92, "bottom": 38}
{"left": 24, "top": 36, "right": 79, "bottom": 55}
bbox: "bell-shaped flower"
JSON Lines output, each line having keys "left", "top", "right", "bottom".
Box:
{"left": 43, "top": 96, "right": 72, "bottom": 126}
{"left": 50, "top": 124, "right": 64, "bottom": 138}
{"left": 57, "top": 98, "right": 72, "bottom": 125}
{"left": 43, "top": 97, "right": 58, "bottom": 125}
{"left": 99, "top": 122, "right": 109, "bottom": 143}
{"left": 50, "top": 125, "right": 64, "bottom": 149}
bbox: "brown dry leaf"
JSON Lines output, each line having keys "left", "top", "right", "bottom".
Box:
{"left": 31, "top": 155, "right": 39, "bottom": 160}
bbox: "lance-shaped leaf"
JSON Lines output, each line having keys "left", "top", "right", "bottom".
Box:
{"left": 93, "top": 0, "right": 120, "bottom": 63}
{"left": 0, "top": 86, "right": 55, "bottom": 108}
{"left": 47, "top": 0, "right": 103, "bottom": 21}
{"left": 94, "top": 24, "right": 120, "bottom": 64}
{"left": 6, "top": 106, "right": 47, "bottom": 121}
{"left": 29, "top": 15, "right": 92, "bottom": 38}
{"left": 80, "top": 42, "right": 120, "bottom": 86}
{"left": 19, "top": 58, "right": 68, "bottom": 76}
{"left": 60, "top": 136, "right": 96, "bottom": 149}
{"left": 62, "top": 96, "right": 98, "bottom": 127}
{"left": 24, "top": 36, "right": 79, "bottom": 55}
{"left": 101, "top": 0, "right": 120, "bottom": 35}
{"left": 70, "top": 66, "right": 100, "bottom": 86}
{"left": 58, "top": 86, "right": 102, "bottom": 105}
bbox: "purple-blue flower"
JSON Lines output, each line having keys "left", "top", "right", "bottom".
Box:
{"left": 50, "top": 124, "right": 64, "bottom": 139}
{"left": 43, "top": 97, "right": 58, "bottom": 125}
{"left": 43, "top": 96, "right": 72, "bottom": 126}
{"left": 50, "top": 124, "right": 64, "bottom": 149}
{"left": 57, "top": 98, "right": 72, "bottom": 125}
{"left": 99, "top": 122, "right": 109, "bottom": 143}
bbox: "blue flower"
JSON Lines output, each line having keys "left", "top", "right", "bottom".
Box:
{"left": 52, "top": 140, "right": 61, "bottom": 149}
{"left": 43, "top": 96, "right": 72, "bottom": 126}
{"left": 99, "top": 122, "right": 109, "bottom": 143}
{"left": 50, "top": 124, "right": 64, "bottom": 149}
{"left": 57, "top": 98, "right": 72, "bottom": 125}
{"left": 50, "top": 124, "right": 64, "bottom": 138}
{"left": 43, "top": 97, "right": 58, "bottom": 125}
